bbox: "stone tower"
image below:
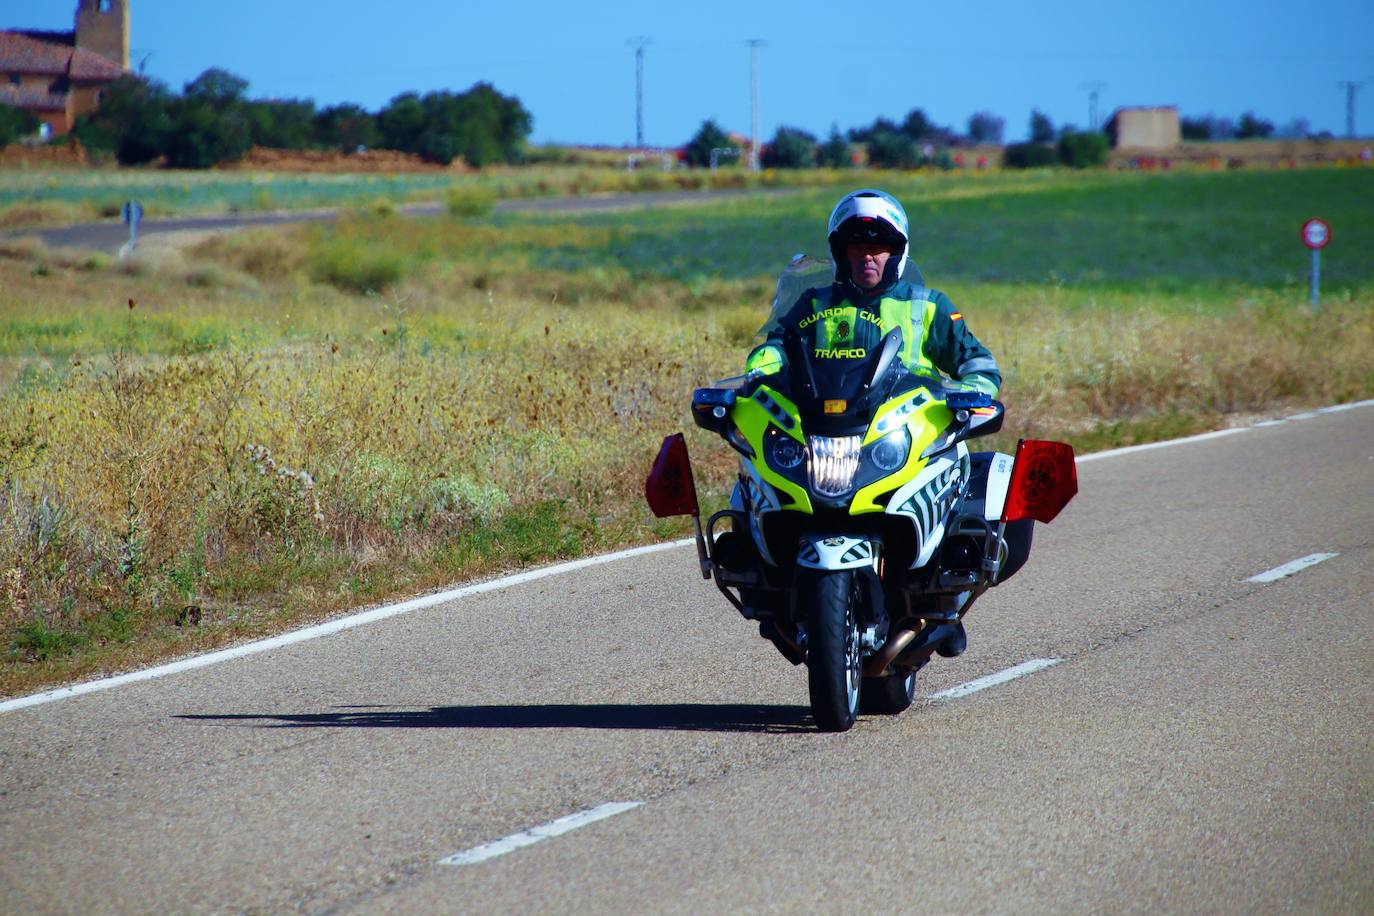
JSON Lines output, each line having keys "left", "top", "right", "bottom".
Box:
{"left": 75, "top": 0, "right": 130, "bottom": 71}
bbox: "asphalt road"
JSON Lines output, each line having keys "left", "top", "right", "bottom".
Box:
{"left": 1, "top": 187, "right": 797, "bottom": 254}
{"left": 1, "top": 405, "right": 1371, "bottom": 913}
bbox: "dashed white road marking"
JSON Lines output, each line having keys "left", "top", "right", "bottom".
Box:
{"left": 928, "top": 658, "right": 1062, "bottom": 701}
{"left": 438, "top": 802, "right": 643, "bottom": 866}
{"left": 1245, "top": 553, "right": 1340, "bottom": 584}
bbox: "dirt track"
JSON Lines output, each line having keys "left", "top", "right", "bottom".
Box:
{"left": 0, "top": 186, "right": 800, "bottom": 255}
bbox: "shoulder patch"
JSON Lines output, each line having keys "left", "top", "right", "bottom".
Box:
{"left": 950, "top": 312, "right": 962, "bottom": 321}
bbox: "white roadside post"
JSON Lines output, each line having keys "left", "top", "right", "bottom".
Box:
{"left": 120, "top": 200, "right": 144, "bottom": 258}
{"left": 1301, "top": 217, "right": 1331, "bottom": 308}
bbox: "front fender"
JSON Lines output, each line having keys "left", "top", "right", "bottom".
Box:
{"left": 796, "top": 534, "right": 880, "bottom": 571}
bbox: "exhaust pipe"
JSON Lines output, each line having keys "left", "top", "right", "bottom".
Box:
{"left": 863, "top": 628, "right": 917, "bottom": 677}
{"left": 863, "top": 619, "right": 964, "bottom": 677}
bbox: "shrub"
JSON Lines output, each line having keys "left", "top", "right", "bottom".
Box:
{"left": 1002, "top": 142, "right": 1058, "bottom": 169}
{"left": 1235, "top": 111, "right": 1275, "bottom": 140}
{"left": 71, "top": 74, "right": 174, "bottom": 165}
{"left": 192, "top": 230, "right": 307, "bottom": 281}
{"left": 309, "top": 238, "right": 404, "bottom": 293}
{"left": 761, "top": 126, "right": 817, "bottom": 169}
{"left": 163, "top": 96, "right": 251, "bottom": 169}
{"left": 683, "top": 119, "right": 732, "bottom": 168}
{"left": 0, "top": 102, "right": 40, "bottom": 147}
{"left": 377, "top": 83, "right": 531, "bottom": 166}
{"left": 817, "top": 125, "right": 852, "bottom": 168}
{"left": 967, "top": 111, "right": 1005, "bottom": 144}
{"left": 865, "top": 130, "right": 921, "bottom": 169}
{"left": 445, "top": 186, "right": 497, "bottom": 218}
{"left": 0, "top": 200, "right": 91, "bottom": 229}
{"left": 313, "top": 103, "right": 380, "bottom": 153}
{"left": 1057, "top": 131, "right": 1109, "bottom": 169}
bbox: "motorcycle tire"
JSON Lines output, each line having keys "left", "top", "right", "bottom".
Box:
{"left": 805, "top": 570, "right": 861, "bottom": 732}
{"left": 859, "top": 669, "right": 917, "bottom": 715}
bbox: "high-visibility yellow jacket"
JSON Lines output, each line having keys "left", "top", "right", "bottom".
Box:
{"left": 746, "top": 279, "right": 1001, "bottom": 395}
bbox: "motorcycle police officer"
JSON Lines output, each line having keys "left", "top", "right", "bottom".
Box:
{"left": 737, "top": 189, "right": 1027, "bottom": 659}
{"left": 744, "top": 188, "right": 1002, "bottom": 399}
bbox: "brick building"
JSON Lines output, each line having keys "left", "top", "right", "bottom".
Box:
{"left": 1, "top": 1, "right": 130, "bottom": 138}
{"left": 1105, "top": 106, "right": 1182, "bottom": 150}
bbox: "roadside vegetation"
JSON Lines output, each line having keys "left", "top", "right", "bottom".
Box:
{"left": 0, "top": 163, "right": 866, "bottom": 229}
{"left": 1, "top": 167, "right": 1372, "bottom": 695}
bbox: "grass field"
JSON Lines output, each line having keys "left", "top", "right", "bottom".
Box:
{"left": 1, "top": 167, "right": 1371, "bottom": 696}
{"left": 529, "top": 168, "right": 1374, "bottom": 293}
{"left": 0, "top": 163, "right": 858, "bottom": 229}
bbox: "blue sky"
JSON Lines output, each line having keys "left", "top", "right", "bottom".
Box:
{"left": 11, "top": 0, "right": 1374, "bottom": 146}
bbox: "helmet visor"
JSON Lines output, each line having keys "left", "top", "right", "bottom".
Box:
{"left": 833, "top": 216, "right": 904, "bottom": 250}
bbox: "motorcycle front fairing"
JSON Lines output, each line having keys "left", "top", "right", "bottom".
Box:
{"left": 693, "top": 258, "right": 1013, "bottom": 613}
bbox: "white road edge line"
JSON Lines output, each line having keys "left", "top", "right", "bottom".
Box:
{"left": 928, "top": 658, "right": 1062, "bottom": 701}
{"left": 7, "top": 397, "right": 1374, "bottom": 715}
{"left": 1076, "top": 397, "right": 1374, "bottom": 464}
{"left": 1245, "top": 552, "right": 1340, "bottom": 584}
{"left": 0, "top": 540, "right": 694, "bottom": 715}
{"left": 438, "top": 802, "right": 643, "bottom": 866}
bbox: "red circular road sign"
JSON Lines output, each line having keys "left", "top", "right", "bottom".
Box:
{"left": 1301, "top": 218, "right": 1331, "bottom": 250}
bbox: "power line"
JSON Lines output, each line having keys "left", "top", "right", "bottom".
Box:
{"left": 1080, "top": 81, "right": 1107, "bottom": 131}
{"left": 1337, "top": 80, "right": 1360, "bottom": 138}
{"left": 629, "top": 37, "right": 650, "bottom": 147}
{"left": 747, "top": 39, "right": 764, "bottom": 171}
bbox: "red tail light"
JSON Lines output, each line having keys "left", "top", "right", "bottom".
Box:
{"left": 645, "top": 433, "right": 700, "bottom": 518}
{"left": 1002, "top": 439, "right": 1077, "bottom": 524}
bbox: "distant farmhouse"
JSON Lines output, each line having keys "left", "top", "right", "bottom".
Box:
{"left": 1106, "top": 106, "right": 1181, "bottom": 150}
{"left": 1, "top": 0, "right": 130, "bottom": 139}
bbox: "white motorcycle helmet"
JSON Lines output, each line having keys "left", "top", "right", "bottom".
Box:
{"left": 826, "top": 188, "right": 910, "bottom": 287}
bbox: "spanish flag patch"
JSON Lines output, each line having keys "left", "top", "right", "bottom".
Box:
{"left": 950, "top": 312, "right": 963, "bottom": 321}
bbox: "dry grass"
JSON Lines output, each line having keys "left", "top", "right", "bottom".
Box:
{"left": 2, "top": 194, "right": 1371, "bottom": 695}
{"left": 0, "top": 239, "right": 750, "bottom": 692}
{"left": 0, "top": 200, "right": 97, "bottom": 229}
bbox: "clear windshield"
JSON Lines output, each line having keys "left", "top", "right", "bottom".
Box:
{"left": 751, "top": 255, "right": 939, "bottom": 423}
{"left": 755, "top": 253, "right": 833, "bottom": 340}
{"left": 754, "top": 252, "right": 928, "bottom": 342}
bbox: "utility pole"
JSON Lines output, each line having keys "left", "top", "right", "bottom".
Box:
{"left": 629, "top": 37, "right": 650, "bottom": 148}
{"left": 1081, "top": 81, "right": 1107, "bottom": 131}
{"left": 1337, "top": 81, "right": 1359, "bottom": 138}
{"left": 747, "top": 39, "right": 764, "bottom": 171}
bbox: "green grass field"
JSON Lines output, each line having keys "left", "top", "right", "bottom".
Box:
{"left": 0, "top": 163, "right": 856, "bottom": 228}
{"left": 1, "top": 166, "right": 1371, "bottom": 695}
{"left": 521, "top": 168, "right": 1374, "bottom": 293}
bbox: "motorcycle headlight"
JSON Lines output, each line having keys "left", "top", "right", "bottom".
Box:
{"left": 808, "top": 434, "right": 862, "bottom": 497}
{"left": 868, "top": 428, "right": 910, "bottom": 473}
{"left": 766, "top": 429, "right": 806, "bottom": 471}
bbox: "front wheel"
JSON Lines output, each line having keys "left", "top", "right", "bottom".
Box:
{"left": 805, "top": 571, "right": 861, "bottom": 732}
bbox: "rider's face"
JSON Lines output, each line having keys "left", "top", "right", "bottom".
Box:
{"left": 846, "top": 242, "right": 893, "bottom": 289}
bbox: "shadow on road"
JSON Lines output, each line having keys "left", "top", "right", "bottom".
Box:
{"left": 177, "top": 703, "right": 813, "bottom": 734}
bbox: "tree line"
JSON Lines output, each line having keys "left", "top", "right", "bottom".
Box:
{"left": 4, "top": 80, "right": 1325, "bottom": 172}
{"left": 684, "top": 105, "right": 1330, "bottom": 171}
{"left": 1179, "top": 112, "right": 1330, "bottom": 142}
{"left": 55, "top": 67, "right": 531, "bottom": 169}
{"left": 684, "top": 108, "right": 1110, "bottom": 171}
